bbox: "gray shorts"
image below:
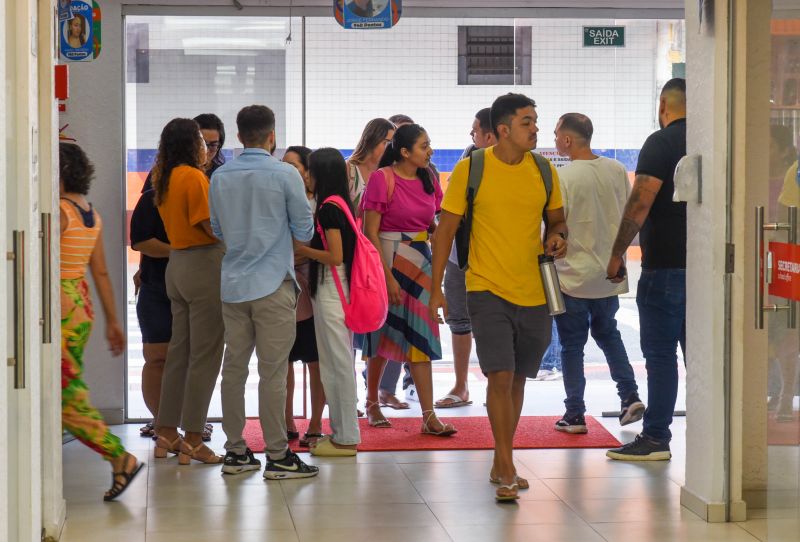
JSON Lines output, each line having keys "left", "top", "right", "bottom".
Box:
{"left": 467, "top": 290, "right": 552, "bottom": 378}
{"left": 444, "top": 261, "right": 472, "bottom": 335}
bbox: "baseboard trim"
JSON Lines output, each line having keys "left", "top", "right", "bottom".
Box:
{"left": 43, "top": 499, "right": 66, "bottom": 541}
{"left": 742, "top": 488, "right": 768, "bottom": 510}
{"left": 680, "top": 486, "right": 741, "bottom": 522}
{"left": 98, "top": 408, "right": 125, "bottom": 425}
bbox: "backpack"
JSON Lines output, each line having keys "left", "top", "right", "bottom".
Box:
{"left": 317, "top": 195, "right": 388, "bottom": 333}
{"left": 357, "top": 166, "right": 397, "bottom": 216}
{"left": 454, "top": 148, "right": 553, "bottom": 271}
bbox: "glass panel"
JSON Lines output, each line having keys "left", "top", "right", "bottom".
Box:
{"left": 122, "top": 14, "right": 686, "bottom": 425}
{"left": 123, "top": 15, "right": 301, "bottom": 419}
{"left": 767, "top": 7, "right": 800, "bottom": 537}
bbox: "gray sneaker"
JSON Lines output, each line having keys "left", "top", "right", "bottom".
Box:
{"left": 619, "top": 394, "right": 645, "bottom": 426}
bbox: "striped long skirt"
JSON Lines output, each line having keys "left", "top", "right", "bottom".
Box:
{"left": 362, "top": 231, "right": 442, "bottom": 363}
{"left": 61, "top": 277, "right": 126, "bottom": 459}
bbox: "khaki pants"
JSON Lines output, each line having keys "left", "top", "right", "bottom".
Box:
{"left": 157, "top": 244, "right": 225, "bottom": 433}
{"left": 221, "top": 280, "right": 297, "bottom": 459}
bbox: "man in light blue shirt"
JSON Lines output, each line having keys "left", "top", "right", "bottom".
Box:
{"left": 209, "top": 105, "right": 318, "bottom": 480}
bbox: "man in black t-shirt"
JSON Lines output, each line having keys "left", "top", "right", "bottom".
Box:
{"left": 605, "top": 78, "right": 687, "bottom": 461}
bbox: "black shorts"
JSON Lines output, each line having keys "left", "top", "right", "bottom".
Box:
{"left": 289, "top": 317, "right": 319, "bottom": 363}
{"left": 136, "top": 282, "right": 172, "bottom": 344}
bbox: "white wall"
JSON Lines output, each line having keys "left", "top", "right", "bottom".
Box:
{"left": 60, "top": 0, "right": 127, "bottom": 422}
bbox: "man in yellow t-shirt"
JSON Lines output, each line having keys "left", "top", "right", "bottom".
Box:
{"left": 430, "top": 93, "right": 568, "bottom": 501}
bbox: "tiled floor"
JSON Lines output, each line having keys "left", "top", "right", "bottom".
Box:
{"left": 60, "top": 408, "right": 792, "bottom": 541}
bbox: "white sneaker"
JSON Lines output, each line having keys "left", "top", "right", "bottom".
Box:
{"left": 405, "top": 385, "right": 420, "bottom": 402}
{"left": 543, "top": 369, "right": 563, "bottom": 381}
{"left": 533, "top": 369, "right": 554, "bottom": 381}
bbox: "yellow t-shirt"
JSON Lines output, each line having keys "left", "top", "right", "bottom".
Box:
{"left": 442, "top": 146, "right": 563, "bottom": 307}
{"left": 777, "top": 161, "right": 800, "bottom": 208}
{"left": 157, "top": 165, "right": 217, "bottom": 250}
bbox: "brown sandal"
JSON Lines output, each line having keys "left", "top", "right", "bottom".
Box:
{"left": 178, "top": 441, "right": 223, "bottom": 465}
{"left": 154, "top": 435, "right": 183, "bottom": 459}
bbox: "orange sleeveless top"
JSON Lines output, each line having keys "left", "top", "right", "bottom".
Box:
{"left": 60, "top": 198, "right": 102, "bottom": 279}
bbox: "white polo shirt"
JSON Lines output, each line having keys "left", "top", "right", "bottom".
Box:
{"left": 555, "top": 156, "right": 631, "bottom": 299}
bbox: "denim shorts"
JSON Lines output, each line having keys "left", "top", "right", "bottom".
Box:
{"left": 467, "top": 290, "right": 551, "bottom": 378}
{"left": 136, "top": 282, "right": 172, "bottom": 344}
{"left": 444, "top": 260, "right": 472, "bottom": 335}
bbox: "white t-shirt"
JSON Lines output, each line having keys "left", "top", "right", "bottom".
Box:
{"left": 555, "top": 156, "right": 631, "bottom": 298}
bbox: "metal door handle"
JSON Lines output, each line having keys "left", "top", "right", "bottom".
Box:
{"left": 755, "top": 206, "right": 798, "bottom": 330}
{"left": 40, "top": 213, "right": 52, "bottom": 343}
{"left": 7, "top": 230, "right": 26, "bottom": 389}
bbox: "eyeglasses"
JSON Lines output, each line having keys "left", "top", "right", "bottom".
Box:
{"left": 205, "top": 141, "right": 221, "bottom": 150}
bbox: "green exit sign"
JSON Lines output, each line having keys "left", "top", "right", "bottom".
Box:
{"left": 583, "top": 26, "right": 625, "bottom": 47}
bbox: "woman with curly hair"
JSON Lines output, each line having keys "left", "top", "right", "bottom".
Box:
{"left": 59, "top": 142, "right": 144, "bottom": 501}
{"left": 151, "top": 118, "right": 225, "bottom": 464}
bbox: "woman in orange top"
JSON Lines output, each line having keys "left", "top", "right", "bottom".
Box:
{"left": 151, "top": 118, "right": 225, "bottom": 464}
{"left": 59, "top": 142, "right": 144, "bottom": 501}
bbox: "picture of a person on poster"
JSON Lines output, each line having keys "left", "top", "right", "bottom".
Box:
{"left": 65, "top": 14, "right": 87, "bottom": 48}
{"left": 346, "top": 0, "right": 388, "bottom": 18}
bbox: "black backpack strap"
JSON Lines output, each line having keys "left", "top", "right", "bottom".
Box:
{"left": 455, "top": 148, "right": 485, "bottom": 270}
{"left": 531, "top": 151, "right": 553, "bottom": 237}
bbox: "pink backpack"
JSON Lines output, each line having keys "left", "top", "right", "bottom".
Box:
{"left": 317, "top": 195, "right": 388, "bottom": 333}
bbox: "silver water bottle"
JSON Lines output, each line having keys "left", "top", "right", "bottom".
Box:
{"left": 538, "top": 254, "right": 565, "bottom": 316}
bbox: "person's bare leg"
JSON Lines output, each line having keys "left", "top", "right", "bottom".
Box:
{"left": 285, "top": 363, "right": 297, "bottom": 433}
{"left": 366, "top": 356, "right": 389, "bottom": 425}
{"left": 486, "top": 371, "right": 517, "bottom": 492}
{"left": 492, "top": 373, "right": 528, "bottom": 487}
{"left": 307, "top": 361, "right": 326, "bottom": 434}
{"left": 142, "top": 343, "right": 168, "bottom": 417}
{"left": 408, "top": 362, "right": 452, "bottom": 432}
{"left": 439, "top": 333, "right": 472, "bottom": 404}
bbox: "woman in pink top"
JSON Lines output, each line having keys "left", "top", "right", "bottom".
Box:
{"left": 361, "top": 124, "right": 457, "bottom": 437}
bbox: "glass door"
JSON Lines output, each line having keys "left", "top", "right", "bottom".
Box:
{"left": 764, "top": 7, "right": 800, "bottom": 538}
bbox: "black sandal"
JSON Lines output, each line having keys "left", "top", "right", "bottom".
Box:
{"left": 104, "top": 455, "right": 145, "bottom": 502}
{"left": 287, "top": 430, "right": 300, "bottom": 440}
{"left": 299, "top": 432, "right": 324, "bottom": 447}
{"left": 139, "top": 421, "right": 154, "bottom": 438}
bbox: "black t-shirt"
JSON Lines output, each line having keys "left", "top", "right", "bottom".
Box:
{"left": 635, "top": 118, "right": 687, "bottom": 269}
{"left": 130, "top": 187, "right": 169, "bottom": 286}
{"left": 309, "top": 202, "right": 356, "bottom": 294}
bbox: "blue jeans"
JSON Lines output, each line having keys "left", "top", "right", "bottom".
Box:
{"left": 540, "top": 321, "right": 562, "bottom": 371}
{"left": 555, "top": 294, "right": 638, "bottom": 415}
{"left": 637, "top": 268, "right": 686, "bottom": 442}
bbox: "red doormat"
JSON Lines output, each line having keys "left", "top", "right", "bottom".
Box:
{"left": 243, "top": 415, "right": 621, "bottom": 453}
{"left": 768, "top": 413, "right": 800, "bottom": 446}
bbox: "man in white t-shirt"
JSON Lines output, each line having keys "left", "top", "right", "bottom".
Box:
{"left": 551, "top": 113, "right": 645, "bottom": 434}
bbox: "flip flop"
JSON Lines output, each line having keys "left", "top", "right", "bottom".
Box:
{"left": 435, "top": 394, "right": 473, "bottom": 409}
{"left": 490, "top": 475, "right": 529, "bottom": 490}
{"left": 379, "top": 393, "right": 410, "bottom": 410}
{"left": 495, "top": 483, "right": 520, "bottom": 502}
{"left": 299, "top": 432, "right": 324, "bottom": 447}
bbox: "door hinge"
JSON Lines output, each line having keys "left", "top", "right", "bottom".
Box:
{"left": 725, "top": 243, "right": 735, "bottom": 273}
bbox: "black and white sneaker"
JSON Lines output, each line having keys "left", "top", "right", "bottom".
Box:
{"left": 554, "top": 413, "right": 588, "bottom": 434}
{"left": 263, "top": 451, "right": 319, "bottom": 480}
{"left": 221, "top": 448, "right": 261, "bottom": 475}
{"left": 606, "top": 433, "right": 671, "bottom": 461}
{"left": 619, "top": 393, "right": 646, "bottom": 426}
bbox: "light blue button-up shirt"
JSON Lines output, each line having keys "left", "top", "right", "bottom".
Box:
{"left": 209, "top": 148, "right": 313, "bottom": 303}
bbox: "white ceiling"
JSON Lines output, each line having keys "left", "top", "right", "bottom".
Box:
{"left": 127, "top": 0, "right": 685, "bottom": 9}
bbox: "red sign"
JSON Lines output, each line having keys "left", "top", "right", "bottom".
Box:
{"left": 769, "top": 242, "right": 800, "bottom": 301}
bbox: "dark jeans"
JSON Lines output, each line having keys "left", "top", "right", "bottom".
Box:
{"left": 555, "top": 294, "right": 637, "bottom": 415}
{"left": 637, "top": 268, "right": 686, "bottom": 442}
{"left": 361, "top": 360, "right": 413, "bottom": 394}
{"left": 540, "top": 321, "right": 562, "bottom": 371}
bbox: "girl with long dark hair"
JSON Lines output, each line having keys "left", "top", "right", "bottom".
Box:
{"left": 151, "top": 118, "right": 225, "bottom": 464}
{"left": 360, "top": 124, "right": 456, "bottom": 436}
{"left": 296, "top": 148, "right": 361, "bottom": 456}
